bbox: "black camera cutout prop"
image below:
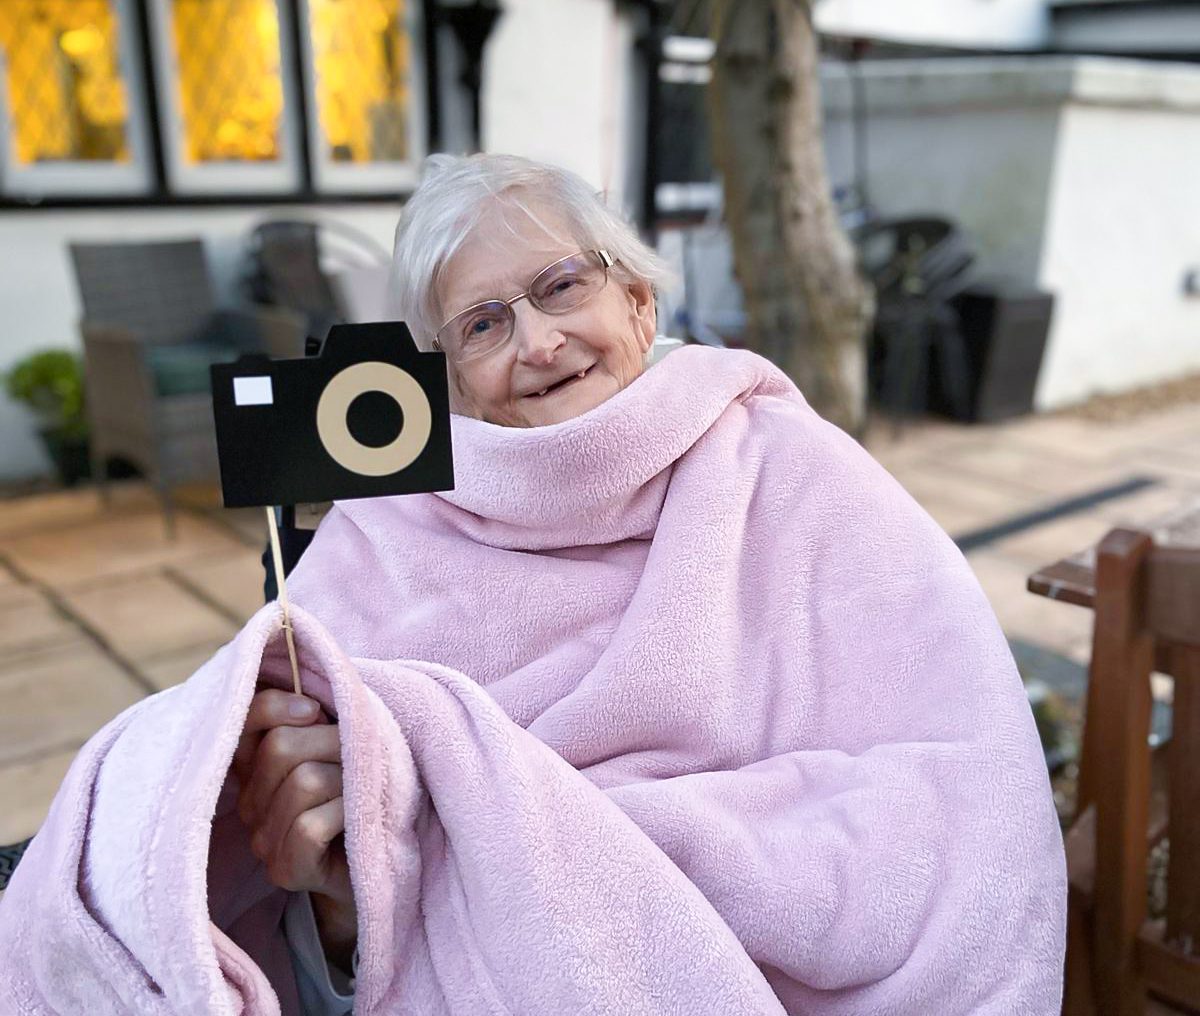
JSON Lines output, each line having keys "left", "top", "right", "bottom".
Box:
{"left": 210, "top": 321, "right": 454, "bottom": 509}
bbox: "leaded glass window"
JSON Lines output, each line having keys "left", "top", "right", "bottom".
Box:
{"left": 0, "top": 0, "right": 132, "bottom": 165}
{"left": 306, "top": 0, "right": 411, "bottom": 164}
{"left": 147, "top": 0, "right": 301, "bottom": 192}
{"left": 169, "top": 0, "right": 285, "bottom": 163}
{"left": 298, "top": 0, "right": 422, "bottom": 191}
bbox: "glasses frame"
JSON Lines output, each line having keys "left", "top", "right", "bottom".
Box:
{"left": 433, "top": 248, "right": 616, "bottom": 362}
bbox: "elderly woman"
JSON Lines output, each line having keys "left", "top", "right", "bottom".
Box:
{"left": 0, "top": 154, "right": 1065, "bottom": 1015}
{"left": 235, "top": 152, "right": 1067, "bottom": 1013}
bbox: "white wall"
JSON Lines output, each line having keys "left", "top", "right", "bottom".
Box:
{"left": 0, "top": 205, "right": 401, "bottom": 479}
{"left": 822, "top": 56, "right": 1200, "bottom": 409}
{"left": 814, "top": 0, "right": 1050, "bottom": 51}
{"left": 821, "top": 58, "right": 1066, "bottom": 285}
{"left": 0, "top": 0, "right": 656, "bottom": 482}
{"left": 824, "top": 107, "right": 1061, "bottom": 285}
{"left": 482, "top": 0, "right": 641, "bottom": 214}
{"left": 1038, "top": 99, "right": 1200, "bottom": 405}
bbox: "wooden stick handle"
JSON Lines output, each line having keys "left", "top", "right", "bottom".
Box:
{"left": 265, "top": 506, "right": 302, "bottom": 695}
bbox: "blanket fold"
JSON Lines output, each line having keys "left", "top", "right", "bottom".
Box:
{"left": 0, "top": 346, "right": 1065, "bottom": 1014}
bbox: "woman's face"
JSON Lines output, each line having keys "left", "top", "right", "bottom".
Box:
{"left": 434, "top": 202, "right": 656, "bottom": 428}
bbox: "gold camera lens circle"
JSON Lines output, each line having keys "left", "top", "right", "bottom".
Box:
{"left": 316, "top": 362, "right": 432, "bottom": 477}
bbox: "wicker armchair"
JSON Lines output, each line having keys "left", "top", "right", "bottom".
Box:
{"left": 242, "top": 218, "right": 392, "bottom": 336}
{"left": 70, "top": 239, "right": 305, "bottom": 533}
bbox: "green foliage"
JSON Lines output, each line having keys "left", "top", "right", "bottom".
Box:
{"left": 4, "top": 349, "right": 89, "bottom": 440}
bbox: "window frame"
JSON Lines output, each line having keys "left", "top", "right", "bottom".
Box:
{"left": 295, "top": 0, "right": 427, "bottom": 195}
{"left": 144, "top": 0, "right": 306, "bottom": 195}
{"left": 0, "top": 0, "right": 155, "bottom": 199}
{"left": 0, "top": 0, "right": 443, "bottom": 207}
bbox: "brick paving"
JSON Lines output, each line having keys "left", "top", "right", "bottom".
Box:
{"left": 1, "top": 401, "right": 1198, "bottom": 850}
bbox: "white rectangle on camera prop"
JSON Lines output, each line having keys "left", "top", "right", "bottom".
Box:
{"left": 234, "top": 376, "right": 274, "bottom": 406}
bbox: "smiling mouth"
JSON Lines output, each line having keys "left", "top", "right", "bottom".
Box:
{"left": 526, "top": 365, "right": 593, "bottom": 398}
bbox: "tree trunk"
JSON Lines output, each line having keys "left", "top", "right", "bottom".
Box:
{"left": 708, "top": 0, "right": 873, "bottom": 436}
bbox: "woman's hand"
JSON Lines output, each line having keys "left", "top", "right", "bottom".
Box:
{"left": 233, "top": 688, "right": 357, "bottom": 971}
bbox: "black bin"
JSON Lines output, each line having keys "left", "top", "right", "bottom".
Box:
{"left": 931, "top": 282, "right": 1054, "bottom": 423}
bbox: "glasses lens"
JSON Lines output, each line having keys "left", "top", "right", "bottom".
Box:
{"left": 530, "top": 252, "right": 606, "bottom": 315}
{"left": 442, "top": 301, "right": 513, "bottom": 361}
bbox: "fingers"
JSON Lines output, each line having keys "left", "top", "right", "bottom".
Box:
{"left": 260, "top": 797, "right": 348, "bottom": 895}
{"left": 252, "top": 760, "right": 343, "bottom": 863}
{"left": 232, "top": 689, "right": 326, "bottom": 784}
{"left": 239, "top": 723, "right": 342, "bottom": 826}
{"left": 234, "top": 688, "right": 349, "bottom": 898}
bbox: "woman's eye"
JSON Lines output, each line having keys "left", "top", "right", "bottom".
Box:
{"left": 461, "top": 313, "right": 501, "bottom": 344}
{"left": 541, "top": 275, "right": 580, "bottom": 299}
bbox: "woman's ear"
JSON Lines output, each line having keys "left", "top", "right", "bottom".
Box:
{"left": 626, "top": 278, "right": 657, "bottom": 353}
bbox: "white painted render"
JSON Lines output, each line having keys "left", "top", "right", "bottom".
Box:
{"left": 822, "top": 56, "right": 1200, "bottom": 410}
{"left": 814, "top": 0, "right": 1051, "bottom": 51}
{"left": 0, "top": 206, "right": 401, "bottom": 479}
{"left": 0, "top": 0, "right": 657, "bottom": 482}
{"left": 0, "top": 0, "right": 651, "bottom": 481}
{"left": 482, "top": 0, "right": 643, "bottom": 214}
{"left": 1037, "top": 99, "right": 1200, "bottom": 405}
{"left": 3, "top": 17, "right": 1199, "bottom": 478}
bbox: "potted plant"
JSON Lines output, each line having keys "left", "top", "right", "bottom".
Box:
{"left": 4, "top": 349, "right": 91, "bottom": 486}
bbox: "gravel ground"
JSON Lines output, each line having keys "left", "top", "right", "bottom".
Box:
{"left": 1050, "top": 370, "right": 1200, "bottom": 424}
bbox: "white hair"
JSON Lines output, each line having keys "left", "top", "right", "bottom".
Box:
{"left": 390, "top": 153, "right": 675, "bottom": 349}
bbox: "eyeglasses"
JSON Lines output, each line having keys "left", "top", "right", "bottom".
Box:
{"left": 433, "top": 249, "right": 615, "bottom": 363}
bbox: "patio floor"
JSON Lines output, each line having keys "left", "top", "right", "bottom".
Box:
{"left": 2, "top": 398, "right": 1199, "bottom": 848}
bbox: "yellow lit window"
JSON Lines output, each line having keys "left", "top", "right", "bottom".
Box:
{"left": 307, "top": 0, "right": 411, "bottom": 164}
{"left": 0, "top": 0, "right": 131, "bottom": 164}
{"left": 170, "top": 0, "right": 284, "bottom": 162}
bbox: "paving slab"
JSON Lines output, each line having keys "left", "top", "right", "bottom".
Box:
{"left": 62, "top": 572, "right": 238, "bottom": 663}
{"left": 862, "top": 418, "right": 985, "bottom": 473}
{"left": 0, "top": 642, "right": 145, "bottom": 766}
{"left": 1092, "top": 482, "right": 1200, "bottom": 529}
{"left": 209, "top": 506, "right": 268, "bottom": 547}
{"left": 929, "top": 441, "right": 1146, "bottom": 502}
{"left": 888, "top": 455, "right": 1041, "bottom": 505}
{"left": 166, "top": 552, "right": 267, "bottom": 625}
{"left": 0, "top": 583, "right": 85, "bottom": 659}
{"left": 0, "top": 510, "right": 246, "bottom": 589}
{"left": 0, "top": 748, "right": 78, "bottom": 843}
{"left": 0, "top": 392, "right": 1194, "bottom": 866}
{"left": 986, "top": 512, "right": 1120, "bottom": 571}
{"left": 892, "top": 470, "right": 1039, "bottom": 538}
{"left": 135, "top": 640, "right": 231, "bottom": 692}
{"left": 1093, "top": 413, "right": 1200, "bottom": 462}
{"left": 1132, "top": 445, "right": 1200, "bottom": 485}
{"left": 910, "top": 498, "right": 998, "bottom": 542}
{"left": 0, "top": 483, "right": 157, "bottom": 540}
{"left": 965, "top": 549, "right": 1096, "bottom": 659}
{"left": 991, "top": 416, "right": 1130, "bottom": 467}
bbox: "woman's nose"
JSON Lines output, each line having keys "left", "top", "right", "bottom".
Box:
{"left": 512, "top": 301, "right": 566, "bottom": 364}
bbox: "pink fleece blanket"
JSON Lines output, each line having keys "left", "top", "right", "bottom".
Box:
{"left": 0, "top": 346, "right": 1065, "bottom": 1014}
